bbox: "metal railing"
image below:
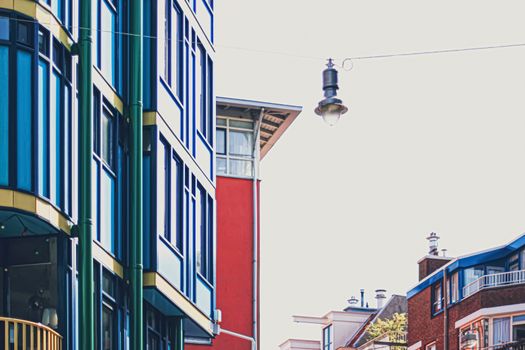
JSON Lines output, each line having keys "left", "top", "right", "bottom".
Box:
{"left": 463, "top": 269, "right": 525, "bottom": 298}
{"left": 0, "top": 317, "right": 62, "bottom": 350}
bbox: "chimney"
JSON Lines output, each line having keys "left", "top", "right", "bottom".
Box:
{"left": 427, "top": 232, "right": 439, "bottom": 255}
{"left": 347, "top": 296, "right": 359, "bottom": 306}
{"left": 418, "top": 232, "right": 453, "bottom": 280}
{"left": 375, "top": 289, "right": 387, "bottom": 309}
{"left": 360, "top": 289, "right": 365, "bottom": 308}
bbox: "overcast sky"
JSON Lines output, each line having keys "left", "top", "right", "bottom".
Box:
{"left": 214, "top": 1, "right": 525, "bottom": 348}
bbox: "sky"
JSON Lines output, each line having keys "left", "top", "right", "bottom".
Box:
{"left": 214, "top": 1, "right": 525, "bottom": 348}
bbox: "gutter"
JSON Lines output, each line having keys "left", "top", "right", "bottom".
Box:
{"left": 252, "top": 108, "right": 264, "bottom": 350}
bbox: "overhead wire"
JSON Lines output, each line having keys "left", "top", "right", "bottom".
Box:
{"left": 5, "top": 16, "right": 525, "bottom": 66}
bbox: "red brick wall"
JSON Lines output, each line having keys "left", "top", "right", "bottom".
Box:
{"left": 408, "top": 284, "right": 525, "bottom": 350}
{"left": 418, "top": 258, "right": 452, "bottom": 281}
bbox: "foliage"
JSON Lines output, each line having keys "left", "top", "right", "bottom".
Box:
{"left": 367, "top": 312, "right": 407, "bottom": 342}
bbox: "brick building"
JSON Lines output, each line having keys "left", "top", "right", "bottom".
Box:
{"left": 407, "top": 233, "right": 525, "bottom": 350}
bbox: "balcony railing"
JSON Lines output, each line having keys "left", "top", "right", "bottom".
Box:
{"left": 463, "top": 269, "right": 525, "bottom": 298}
{"left": 0, "top": 317, "right": 62, "bottom": 350}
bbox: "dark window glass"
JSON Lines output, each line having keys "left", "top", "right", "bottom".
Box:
{"left": 0, "top": 17, "right": 9, "bottom": 41}
{"left": 102, "top": 270, "right": 115, "bottom": 298}
{"left": 102, "top": 305, "right": 114, "bottom": 350}
{"left": 38, "top": 29, "right": 49, "bottom": 56}
{"left": 16, "top": 22, "right": 31, "bottom": 45}
{"left": 53, "top": 40, "right": 63, "bottom": 70}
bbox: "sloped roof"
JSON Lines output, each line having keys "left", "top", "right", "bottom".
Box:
{"left": 407, "top": 233, "right": 525, "bottom": 299}
{"left": 216, "top": 97, "right": 302, "bottom": 159}
{"left": 346, "top": 295, "right": 408, "bottom": 348}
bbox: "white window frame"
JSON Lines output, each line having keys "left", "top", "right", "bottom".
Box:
{"left": 216, "top": 116, "right": 255, "bottom": 178}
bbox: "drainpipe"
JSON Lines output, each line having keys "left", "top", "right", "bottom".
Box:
{"left": 219, "top": 327, "right": 256, "bottom": 350}
{"left": 78, "top": 0, "right": 94, "bottom": 347}
{"left": 129, "top": 0, "right": 143, "bottom": 348}
{"left": 252, "top": 108, "right": 263, "bottom": 350}
{"left": 443, "top": 269, "right": 449, "bottom": 350}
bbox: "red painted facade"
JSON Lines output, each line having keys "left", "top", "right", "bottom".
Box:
{"left": 187, "top": 176, "right": 260, "bottom": 350}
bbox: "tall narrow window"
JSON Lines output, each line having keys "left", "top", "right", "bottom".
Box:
{"left": 17, "top": 50, "right": 33, "bottom": 191}
{"left": 50, "top": 70, "right": 62, "bottom": 206}
{"left": 102, "top": 109, "right": 113, "bottom": 166}
{"left": 450, "top": 272, "right": 459, "bottom": 303}
{"left": 196, "top": 187, "right": 212, "bottom": 280}
{"left": 101, "top": 168, "right": 115, "bottom": 253}
{"left": 171, "top": 156, "right": 182, "bottom": 250}
{"left": 171, "top": 4, "right": 182, "bottom": 96}
{"left": 0, "top": 45, "right": 8, "bottom": 185}
{"left": 432, "top": 282, "right": 443, "bottom": 314}
{"left": 157, "top": 140, "right": 169, "bottom": 239}
{"left": 323, "top": 325, "right": 333, "bottom": 350}
{"left": 196, "top": 44, "right": 205, "bottom": 134}
{"left": 163, "top": 0, "right": 170, "bottom": 82}
{"left": 38, "top": 60, "right": 49, "bottom": 197}
{"left": 100, "top": 0, "right": 116, "bottom": 86}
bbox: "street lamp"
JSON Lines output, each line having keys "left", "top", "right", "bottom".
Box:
{"left": 315, "top": 58, "right": 348, "bottom": 126}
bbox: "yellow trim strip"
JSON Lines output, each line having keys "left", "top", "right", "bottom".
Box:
{"left": 93, "top": 68, "right": 125, "bottom": 114}
{"left": 143, "top": 272, "right": 213, "bottom": 335}
{"left": 93, "top": 242, "right": 124, "bottom": 278}
{"left": 0, "top": 0, "right": 73, "bottom": 49}
{"left": 0, "top": 189, "right": 72, "bottom": 234}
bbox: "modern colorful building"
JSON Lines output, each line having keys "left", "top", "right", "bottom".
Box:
{"left": 407, "top": 234, "right": 525, "bottom": 350}
{"left": 186, "top": 97, "right": 302, "bottom": 350}
{"left": 0, "top": 0, "right": 216, "bottom": 348}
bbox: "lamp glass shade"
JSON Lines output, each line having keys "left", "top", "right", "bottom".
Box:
{"left": 322, "top": 111, "right": 341, "bottom": 126}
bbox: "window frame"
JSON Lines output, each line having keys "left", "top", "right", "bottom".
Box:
{"left": 216, "top": 116, "right": 255, "bottom": 178}
{"left": 322, "top": 325, "right": 333, "bottom": 350}
{"left": 93, "top": 89, "right": 120, "bottom": 258}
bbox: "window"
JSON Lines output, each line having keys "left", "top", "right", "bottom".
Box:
{"left": 95, "top": 267, "right": 119, "bottom": 350}
{"left": 170, "top": 156, "right": 182, "bottom": 250}
{"left": 158, "top": 139, "right": 169, "bottom": 239}
{"left": 161, "top": 0, "right": 183, "bottom": 97}
{"left": 216, "top": 117, "right": 255, "bottom": 177}
{"left": 449, "top": 272, "right": 459, "bottom": 303}
{"left": 156, "top": 139, "right": 183, "bottom": 251}
{"left": 509, "top": 253, "right": 520, "bottom": 271}
{"left": 323, "top": 325, "right": 333, "bottom": 350}
{"left": 196, "top": 186, "right": 212, "bottom": 281}
{"left": 17, "top": 50, "right": 32, "bottom": 191}
{"left": 100, "top": 0, "right": 116, "bottom": 86}
{"left": 426, "top": 342, "right": 436, "bottom": 350}
{"left": 432, "top": 282, "right": 443, "bottom": 314}
{"left": 464, "top": 267, "right": 484, "bottom": 287}
{"left": 0, "top": 44, "right": 8, "bottom": 185}
{"left": 93, "top": 91, "right": 118, "bottom": 256}
{"left": 0, "top": 16, "right": 8, "bottom": 40}
{"left": 493, "top": 317, "right": 511, "bottom": 345}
